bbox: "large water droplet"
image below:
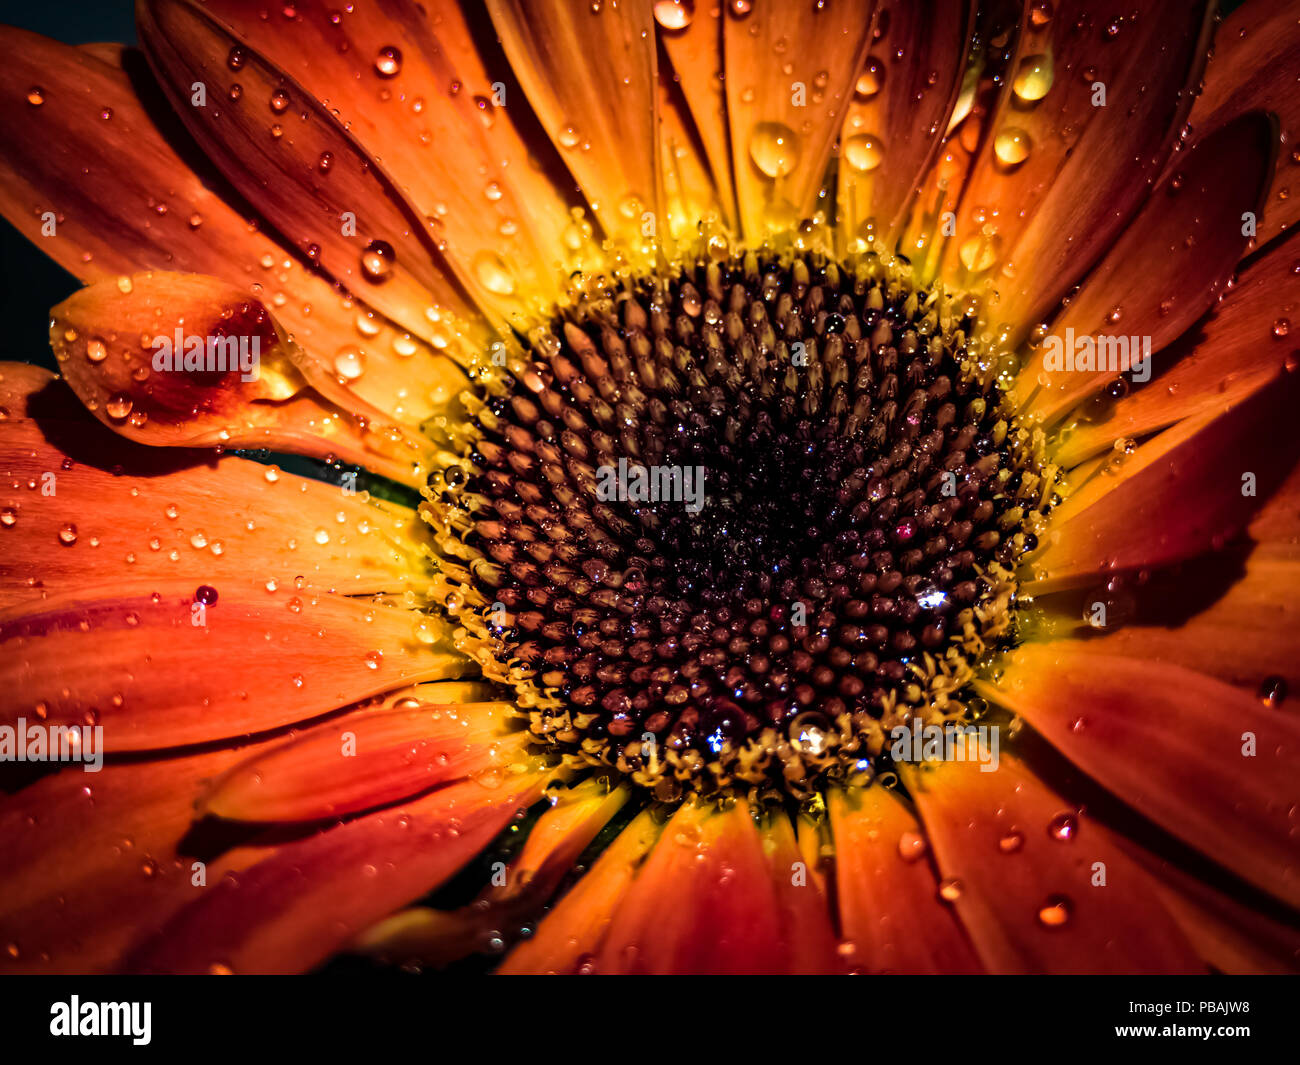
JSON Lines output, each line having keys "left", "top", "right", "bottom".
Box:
{"left": 748, "top": 121, "right": 800, "bottom": 179}
{"left": 374, "top": 46, "right": 403, "bottom": 78}
{"left": 1013, "top": 53, "right": 1054, "bottom": 102}
{"left": 360, "top": 239, "right": 396, "bottom": 281}
{"left": 843, "top": 133, "right": 884, "bottom": 173}
{"left": 994, "top": 127, "right": 1032, "bottom": 167}
{"left": 652, "top": 0, "right": 694, "bottom": 30}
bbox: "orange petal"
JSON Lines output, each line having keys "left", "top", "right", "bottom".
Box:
{"left": 353, "top": 778, "right": 630, "bottom": 966}
{"left": 1187, "top": 0, "right": 1300, "bottom": 247}
{"left": 0, "top": 744, "right": 274, "bottom": 973}
{"left": 1115, "top": 834, "right": 1300, "bottom": 975}
{"left": 0, "top": 365, "right": 427, "bottom": 608}
{"left": 0, "top": 584, "right": 469, "bottom": 751}
{"left": 201, "top": 701, "right": 525, "bottom": 823}
{"left": 485, "top": 0, "right": 660, "bottom": 248}
{"left": 828, "top": 785, "right": 983, "bottom": 973}
{"left": 758, "top": 812, "right": 842, "bottom": 974}
{"left": 1053, "top": 230, "right": 1300, "bottom": 467}
{"left": 940, "top": 0, "right": 1215, "bottom": 333}
{"left": 1025, "top": 114, "right": 1274, "bottom": 424}
{"left": 50, "top": 271, "right": 434, "bottom": 487}
{"left": 124, "top": 767, "right": 548, "bottom": 973}
{"left": 977, "top": 642, "right": 1300, "bottom": 910}
{"left": 903, "top": 754, "right": 1203, "bottom": 973}
{"left": 594, "top": 800, "right": 787, "bottom": 974}
{"left": 724, "top": 0, "right": 874, "bottom": 241}
{"left": 0, "top": 28, "right": 469, "bottom": 425}
{"left": 1025, "top": 366, "right": 1300, "bottom": 592}
{"left": 498, "top": 806, "right": 663, "bottom": 975}
{"left": 836, "top": 0, "right": 976, "bottom": 246}
{"left": 197, "top": 0, "right": 572, "bottom": 314}
{"left": 136, "top": 0, "right": 492, "bottom": 342}
{"left": 657, "top": 2, "right": 737, "bottom": 228}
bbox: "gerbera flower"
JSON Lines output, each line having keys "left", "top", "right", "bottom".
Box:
{"left": 0, "top": 0, "right": 1298, "bottom": 976}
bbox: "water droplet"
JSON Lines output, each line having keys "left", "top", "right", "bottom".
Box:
{"left": 26, "top": 87, "right": 44, "bottom": 107}
{"left": 1047, "top": 812, "right": 1076, "bottom": 841}
{"left": 227, "top": 46, "right": 246, "bottom": 71}
{"left": 1037, "top": 894, "right": 1072, "bottom": 927}
{"left": 85, "top": 338, "right": 108, "bottom": 363}
{"left": 194, "top": 585, "right": 219, "bottom": 606}
{"left": 333, "top": 345, "right": 367, "bottom": 380}
{"left": 1013, "top": 53, "right": 1054, "bottom": 102}
{"left": 360, "top": 239, "right": 395, "bottom": 281}
{"left": 1029, "top": 1, "right": 1054, "bottom": 27}
{"left": 855, "top": 58, "right": 884, "bottom": 98}
{"left": 1259, "top": 675, "right": 1288, "bottom": 708}
{"left": 0, "top": 506, "right": 17, "bottom": 527}
{"left": 473, "top": 251, "right": 517, "bottom": 296}
{"left": 729, "top": 0, "right": 752, "bottom": 17}
{"left": 364, "top": 649, "right": 383, "bottom": 669}
{"left": 557, "top": 124, "right": 581, "bottom": 150}
{"left": 958, "top": 232, "right": 1001, "bottom": 273}
{"left": 57, "top": 523, "right": 78, "bottom": 546}
{"left": 1274, "top": 318, "right": 1291, "bottom": 339}
{"left": 374, "top": 46, "right": 403, "bottom": 78}
{"left": 994, "top": 127, "right": 1032, "bottom": 166}
{"left": 842, "top": 133, "right": 884, "bottom": 173}
{"left": 897, "top": 830, "right": 928, "bottom": 862}
{"left": 105, "top": 393, "right": 133, "bottom": 420}
{"left": 748, "top": 121, "right": 800, "bottom": 179}
{"left": 269, "top": 88, "right": 290, "bottom": 113}
{"left": 653, "top": 0, "right": 694, "bottom": 30}
{"left": 998, "top": 830, "right": 1024, "bottom": 853}
{"left": 938, "top": 877, "right": 963, "bottom": 902}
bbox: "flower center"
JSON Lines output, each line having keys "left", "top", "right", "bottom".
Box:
{"left": 431, "top": 250, "right": 1048, "bottom": 803}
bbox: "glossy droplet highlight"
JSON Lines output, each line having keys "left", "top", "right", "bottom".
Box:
{"left": 333, "top": 346, "right": 366, "bottom": 381}
{"left": 843, "top": 134, "right": 884, "bottom": 173}
{"left": 652, "top": 0, "right": 694, "bottom": 30}
{"left": 1259, "top": 675, "right": 1287, "bottom": 707}
{"left": 994, "top": 127, "right": 1032, "bottom": 167}
{"left": 748, "top": 121, "right": 800, "bottom": 179}
{"left": 1013, "top": 53, "right": 1054, "bottom": 102}
{"left": 1037, "top": 894, "right": 1072, "bottom": 928}
{"left": 1048, "top": 812, "right": 1076, "bottom": 841}
{"left": 374, "top": 46, "right": 403, "bottom": 78}
{"left": 360, "top": 239, "right": 396, "bottom": 281}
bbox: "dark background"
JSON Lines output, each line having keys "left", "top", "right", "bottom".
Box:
{"left": 0, "top": 0, "right": 1252, "bottom": 371}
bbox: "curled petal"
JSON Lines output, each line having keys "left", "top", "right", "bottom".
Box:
{"left": 50, "top": 271, "right": 434, "bottom": 486}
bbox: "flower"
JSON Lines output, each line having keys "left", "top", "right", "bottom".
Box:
{"left": 0, "top": 0, "right": 1298, "bottom": 976}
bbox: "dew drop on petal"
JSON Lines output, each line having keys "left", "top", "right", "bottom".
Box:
{"left": 360, "top": 239, "right": 395, "bottom": 281}
{"left": 652, "top": 0, "right": 694, "bottom": 31}
{"left": 1259, "top": 675, "right": 1287, "bottom": 708}
{"left": 748, "top": 121, "right": 800, "bottom": 179}
{"left": 1047, "top": 812, "right": 1076, "bottom": 841}
{"left": 1037, "top": 894, "right": 1072, "bottom": 928}
{"left": 374, "top": 46, "right": 403, "bottom": 78}
{"left": 842, "top": 133, "right": 884, "bottom": 173}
